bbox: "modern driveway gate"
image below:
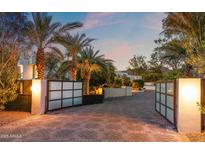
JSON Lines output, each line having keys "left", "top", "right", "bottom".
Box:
{"left": 46, "top": 80, "right": 83, "bottom": 112}
{"left": 155, "top": 81, "right": 176, "bottom": 126}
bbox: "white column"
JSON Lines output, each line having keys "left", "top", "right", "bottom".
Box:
{"left": 31, "top": 79, "right": 47, "bottom": 114}
{"left": 23, "top": 64, "right": 34, "bottom": 79}
{"left": 176, "top": 78, "right": 201, "bottom": 132}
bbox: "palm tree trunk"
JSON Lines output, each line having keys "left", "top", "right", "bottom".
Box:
{"left": 71, "top": 54, "right": 77, "bottom": 81}
{"left": 85, "top": 73, "right": 91, "bottom": 95}
{"left": 36, "top": 47, "right": 45, "bottom": 79}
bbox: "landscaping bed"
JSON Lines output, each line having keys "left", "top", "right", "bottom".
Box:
{"left": 0, "top": 111, "right": 30, "bottom": 127}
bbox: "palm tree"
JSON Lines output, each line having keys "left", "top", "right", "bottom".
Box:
{"left": 45, "top": 50, "right": 65, "bottom": 79}
{"left": 163, "top": 12, "right": 205, "bottom": 49}
{"left": 54, "top": 33, "right": 94, "bottom": 81}
{"left": 27, "top": 13, "right": 82, "bottom": 79}
{"left": 78, "top": 47, "right": 112, "bottom": 94}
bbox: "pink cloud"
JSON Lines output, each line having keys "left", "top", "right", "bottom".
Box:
{"left": 82, "top": 13, "right": 123, "bottom": 30}
{"left": 95, "top": 39, "right": 144, "bottom": 70}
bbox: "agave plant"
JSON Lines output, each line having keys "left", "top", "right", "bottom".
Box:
{"left": 78, "top": 46, "right": 112, "bottom": 94}
{"left": 26, "top": 12, "right": 82, "bottom": 79}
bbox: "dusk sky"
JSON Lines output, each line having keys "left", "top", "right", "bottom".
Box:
{"left": 49, "top": 12, "right": 166, "bottom": 70}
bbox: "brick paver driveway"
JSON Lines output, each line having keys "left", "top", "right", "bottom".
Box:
{"left": 0, "top": 91, "right": 188, "bottom": 141}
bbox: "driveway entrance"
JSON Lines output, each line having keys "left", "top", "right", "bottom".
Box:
{"left": 0, "top": 91, "right": 187, "bottom": 141}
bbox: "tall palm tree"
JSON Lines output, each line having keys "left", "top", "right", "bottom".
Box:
{"left": 163, "top": 12, "right": 205, "bottom": 49}
{"left": 45, "top": 50, "right": 65, "bottom": 79}
{"left": 54, "top": 33, "right": 94, "bottom": 81}
{"left": 27, "top": 13, "right": 82, "bottom": 79}
{"left": 78, "top": 47, "right": 112, "bottom": 94}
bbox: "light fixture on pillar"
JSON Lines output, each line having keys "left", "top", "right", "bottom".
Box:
{"left": 181, "top": 84, "right": 198, "bottom": 103}
{"left": 177, "top": 78, "right": 201, "bottom": 133}
{"left": 31, "top": 84, "right": 39, "bottom": 92}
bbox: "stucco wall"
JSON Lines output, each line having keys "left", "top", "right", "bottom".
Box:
{"left": 176, "top": 78, "right": 201, "bottom": 132}
{"left": 23, "top": 64, "right": 34, "bottom": 79}
{"left": 104, "top": 87, "right": 132, "bottom": 98}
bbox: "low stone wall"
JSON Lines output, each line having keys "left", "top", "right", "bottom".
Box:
{"left": 104, "top": 87, "right": 132, "bottom": 98}
{"left": 144, "top": 82, "right": 155, "bottom": 90}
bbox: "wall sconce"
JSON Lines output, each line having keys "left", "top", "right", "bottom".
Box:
{"left": 181, "top": 84, "right": 198, "bottom": 103}
{"left": 31, "top": 84, "right": 39, "bottom": 92}
{"left": 177, "top": 78, "right": 201, "bottom": 132}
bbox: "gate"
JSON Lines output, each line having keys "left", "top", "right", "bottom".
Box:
{"left": 155, "top": 81, "right": 176, "bottom": 126}
{"left": 46, "top": 80, "right": 83, "bottom": 112}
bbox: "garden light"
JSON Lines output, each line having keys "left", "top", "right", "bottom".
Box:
{"left": 96, "top": 87, "right": 103, "bottom": 95}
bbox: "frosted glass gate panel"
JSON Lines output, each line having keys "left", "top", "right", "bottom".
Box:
{"left": 155, "top": 81, "right": 175, "bottom": 125}
{"left": 47, "top": 80, "right": 83, "bottom": 111}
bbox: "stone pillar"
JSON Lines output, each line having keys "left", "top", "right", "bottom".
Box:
{"left": 176, "top": 78, "right": 201, "bottom": 132}
{"left": 31, "top": 79, "right": 47, "bottom": 114}
{"left": 23, "top": 64, "right": 34, "bottom": 79}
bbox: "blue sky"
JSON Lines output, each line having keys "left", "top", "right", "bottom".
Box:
{"left": 49, "top": 12, "right": 166, "bottom": 70}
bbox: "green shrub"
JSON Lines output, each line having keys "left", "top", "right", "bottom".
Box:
{"left": 132, "top": 79, "right": 144, "bottom": 89}
{"left": 122, "top": 75, "right": 132, "bottom": 86}
{"left": 113, "top": 77, "right": 122, "bottom": 88}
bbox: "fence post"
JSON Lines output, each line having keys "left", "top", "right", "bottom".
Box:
{"left": 31, "top": 79, "right": 47, "bottom": 114}
{"left": 176, "top": 78, "right": 201, "bottom": 132}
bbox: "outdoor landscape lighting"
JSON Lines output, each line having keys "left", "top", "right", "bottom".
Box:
{"left": 181, "top": 84, "right": 198, "bottom": 103}
{"left": 96, "top": 87, "right": 103, "bottom": 95}
{"left": 177, "top": 78, "right": 201, "bottom": 132}
{"left": 31, "top": 84, "right": 39, "bottom": 92}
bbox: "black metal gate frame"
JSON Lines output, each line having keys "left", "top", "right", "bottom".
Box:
{"left": 46, "top": 80, "right": 83, "bottom": 112}
{"left": 155, "top": 80, "right": 176, "bottom": 127}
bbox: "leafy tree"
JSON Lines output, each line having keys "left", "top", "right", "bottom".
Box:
{"left": 132, "top": 79, "right": 144, "bottom": 89}
{"left": 148, "top": 51, "right": 163, "bottom": 72}
{"left": 162, "top": 12, "right": 205, "bottom": 77}
{"left": 113, "top": 76, "right": 123, "bottom": 88}
{"left": 0, "top": 13, "right": 28, "bottom": 110}
{"left": 127, "top": 55, "right": 147, "bottom": 76}
{"left": 162, "top": 69, "right": 183, "bottom": 80}
{"left": 54, "top": 33, "right": 94, "bottom": 81}
{"left": 27, "top": 13, "right": 82, "bottom": 79}
{"left": 121, "top": 75, "right": 132, "bottom": 86}
{"left": 0, "top": 46, "right": 19, "bottom": 110}
{"left": 90, "top": 61, "right": 116, "bottom": 87}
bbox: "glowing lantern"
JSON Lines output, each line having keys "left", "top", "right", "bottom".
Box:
{"left": 96, "top": 87, "right": 103, "bottom": 95}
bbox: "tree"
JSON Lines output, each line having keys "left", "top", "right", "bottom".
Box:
{"left": 162, "top": 12, "right": 205, "bottom": 77}
{"left": 127, "top": 55, "right": 147, "bottom": 76}
{"left": 0, "top": 13, "right": 28, "bottom": 110}
{"left": 90, "top": 61, "right": 116, "bottom": 87}
{"left": 27, "top": 13, "right": 82, "bottom": 79}
{"left": 121, "top": 75, "right": 132, "bottom": 86}
{"left": 78, "top": 47, "right": 112, "bottom": 94}
{"left": 54, "top": 33, "right": 94, "bottom": 81}
{"left": 45, "top": 50, "right": 65, "bottom": 79}
{"left": 0, "top": 46, "right": 19, "bottom": 110}
{"left": 113, "top": 76, "right": 123, "bottom": 88}
{"left": 148, "top": 51, "right": 163, "bottom": 72}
